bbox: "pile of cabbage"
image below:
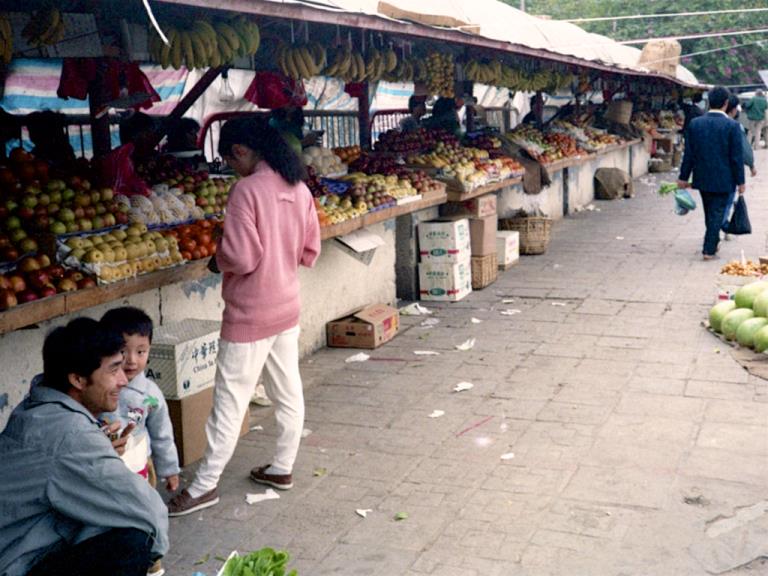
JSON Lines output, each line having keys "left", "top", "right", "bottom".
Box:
{"left": 709, "top": 280, "right": 768, "bottom": 351}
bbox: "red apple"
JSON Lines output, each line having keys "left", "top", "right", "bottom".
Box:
{"left": 45, "top": 265, "right": 65, "bottom": 280}
{"left": 0, "top": 276, "right": 11, "bottom": 290}
{"left": 17, "top": 207, "right": 34, "bottom": 220}
{"left": 73, "top": 206, "right": 85, "bottom": 219}
{"left": 84, "top": 206, "right": 96, "bottom": 219}
{"left": 38, "top": 284, "right": 57, "bottom": 298}
{"left": 76, "top": 277, "right": 97, "bottom": 289}
{"left": 27, "top": 270, "right": 50, "bottom": 290}
{"left": 115, "top": 212, "right": 129, "bottom": 225}
{"left": 0, "top": 235, "right": 9, "bottom": 249}
{"left": 37, "top": 254, "right": 51, "bottom": 267}
{"left": 1, "top": 246, "right": 20, "bottom": 262}
{"left": 17, "top": 289, "right": 39, "bottom": 303}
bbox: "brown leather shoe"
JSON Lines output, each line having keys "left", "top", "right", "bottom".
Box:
{"left": 250, "top": 465, "right": 293, "bottom": 490}
{"left": 167, "top": 488, "right": 219, "bottom": 517}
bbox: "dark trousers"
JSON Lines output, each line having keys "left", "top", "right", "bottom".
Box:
{"left": 27, "top": 528, "right": 153, "bottom": 576}
{"left": 699, "top": 191, "right": 730, "bottom": 255}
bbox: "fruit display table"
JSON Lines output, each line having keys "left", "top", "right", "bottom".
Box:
{"left": 320, "top": 186, "right": 447, "bottom": 240}
{"left": 0, "top": 258, "right": 211, "bottom": 336}
{"left": 444, "top": 176, "right": 522, "bottom": 202}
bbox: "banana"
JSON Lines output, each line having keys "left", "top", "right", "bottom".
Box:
{"left": 248, "top": 22, "right": 260, "bottom": 55}
{"left": 294, "top": 47, "right": 311, "bottom": 78}
{"left": 385, "top": 48, "right": 397, "bottom": 72}
{"left": 214, "top": 22, "right": 240, "bottom": 54}
{"left": 310, "top": 42, "right": 327, "bottom": 73}
{"left": 159, "top": 28, "right": 176, "bottom": 68}
{"left": 354, "top": 52, "right": 366, "bottom": 82}
{"left": 171, "top": 33, "right": 183, "bottom": 69}
{"left": 276, "top": 43, "right": 288, "bottom": 75}
{"left": 189, "top": 29, "right": 208, "bottom": 68}
{"left": 338, "top": 48, "right": 352, "bottom": 76}
{"left": 216, "top": 33, "right": 233, "bottom": 62}
{"left": 193, "top": 21, "right": 216, "bottom": 58}
{"left": 179, "top": 30, "right": 195, "bottom": 68}
{"left": 298, "top": 45, "right": 315, "bottom": 76}
{"left": 228, "top": 20, "right": 249, "bottom": 57}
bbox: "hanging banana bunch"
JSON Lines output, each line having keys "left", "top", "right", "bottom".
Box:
{"left": 425, "top": 52, "right": 454, "bottom": 97}
{"left": 276, "top": 42, "right": 328, "bottom": 80}
{"left": 149, "top": 16, "right": 260, "bottom": 70}
{"left": 0, "top": 14, "right": 13, "bottom": 64}
{"left": 22, "top": 7, "right": 65, "bottom": 47}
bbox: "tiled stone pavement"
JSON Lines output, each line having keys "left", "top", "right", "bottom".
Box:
{"left": 165, "top": 152, "right": 768, "bottom": 575}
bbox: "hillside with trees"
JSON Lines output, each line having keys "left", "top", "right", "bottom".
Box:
{"left": 512, "top": 0, "right": 768, "bottom": 87}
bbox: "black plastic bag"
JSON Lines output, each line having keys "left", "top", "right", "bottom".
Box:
{"left": 726, "top": 196, "right": 752, "bottom": 235}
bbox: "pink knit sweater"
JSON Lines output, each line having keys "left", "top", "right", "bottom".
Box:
{"left": 216, "top": 162, "right": 321, "bottom": 342}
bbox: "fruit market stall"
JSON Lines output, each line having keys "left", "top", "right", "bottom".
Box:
{"left": 0, "top": 0, "right": 706, "bottom": 424}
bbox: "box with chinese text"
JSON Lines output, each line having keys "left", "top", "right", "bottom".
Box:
{"left": 148, "top": 319, "right": 221, "bottom": 399}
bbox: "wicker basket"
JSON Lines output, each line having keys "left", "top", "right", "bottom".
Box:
{"left": 471, "top": 253, "right": 498, "bottom": 290}
{"left": 498, "top": 217, "right": 552, "bottom": 255}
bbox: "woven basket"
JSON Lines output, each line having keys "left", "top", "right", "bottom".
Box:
{"left": 498, "top": 217, "right": 552, "bottom": 255}
{"left": 471, "top": 253, "right": 498, "bottom": 290}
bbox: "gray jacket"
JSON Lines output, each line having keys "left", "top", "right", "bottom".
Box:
{"left": 0, "top": 385, "right": 169, "bottom": 576}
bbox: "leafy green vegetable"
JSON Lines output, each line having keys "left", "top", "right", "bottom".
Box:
{"left": 658, "top": 183, "right": 678, "bottom": 196}
{"left": 394, "top": 511, "right": 409, "bottom": 521}
{"left": 221, "top": 547, "right": 298, "bottom": 576}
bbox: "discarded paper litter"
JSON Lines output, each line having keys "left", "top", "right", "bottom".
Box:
{"left": 355, "top": 508, "right": 372, "bottom": 518}
{"left": 471, "top": 318, "right": 482, "bottom": 324}
{"left": 500, "top": 452, "right": 515, "bottom": 460}
{"left": 245, "top": 489, "right": 280, "bottom": 504}
{"left": 400, "top": 303, "right": 432, "bottom": 316}
{"left": 453, "top": 381, "right": 474, "bottom": 393}
{"left": 428, "top": 410, "right": 445, "bottom": 418}
{"left": 500, "top": 309, "right": 521, "bottom": 316}
{"left": 345, "top": 352, "right": 370, "bottom": 363}
{"left": 420, "top": 318, "right": 440, "bottom": 327}
{"left": 455, "top": 338, "right": 476, "bottom": 351}
{"left": 414, "top": 350, "right": 440, "bottom": 356}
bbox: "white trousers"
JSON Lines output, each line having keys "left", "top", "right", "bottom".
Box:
{"left": 188, "top": 325, "right": 304, "bottom": 496}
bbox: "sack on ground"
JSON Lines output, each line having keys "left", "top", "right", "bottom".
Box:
{"left": 594, "top": 168, "right": 633, "bottom": 200}
{"left": 725, "top": 196, "right": 751, "bottom": 235}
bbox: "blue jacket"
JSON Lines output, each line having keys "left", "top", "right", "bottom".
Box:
{"left": 0, "top": 386, "right": 169, "bottom": 576}
{"left": 679, "top": 111, "right": 745, "bottom": 194}
{"left": 101, "top": 371, "right": 180, "bottom": 479}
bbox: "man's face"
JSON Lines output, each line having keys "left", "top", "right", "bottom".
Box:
{"left": 77, "top": 352, "right": 128, "bottom": 415}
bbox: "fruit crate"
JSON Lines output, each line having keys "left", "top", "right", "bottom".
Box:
{"left": 471, "top": 253, "right": 498, "bottom": 290}
{"left": 498, "top": 216, "right": 551, "bottom": 255}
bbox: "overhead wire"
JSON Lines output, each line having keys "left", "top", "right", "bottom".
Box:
{"left": 564, "top": 7, "right": 768, "bottom": 24}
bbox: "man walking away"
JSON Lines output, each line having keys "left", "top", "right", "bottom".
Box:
{"left": 744, "top": 89, "right": 767, "bottom": 149}
{"left": 677, "top": 86, "right": 745, "bottom": 261}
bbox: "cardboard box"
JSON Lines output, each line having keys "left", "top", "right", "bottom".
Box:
{"left": 326, "top": 304, "right": 400, "bottom": 349}
{"left": 471, "top": 253, "right": 498, "bottom": 290}
{"left": 469, "top": 215, "right": 498, "bottom": 256}
{"left": 419, "top": 258, "right": 472, "bottom": 301}
{"left": 148, "top": 319, "right": 221, "bottom": 399}
{"left": 497, "top": 230, "right": 520, "bottom": 270}
{"left": 167, "top": 386, "right": 249, "bottom": 467}
{"left": 418, "top": 217, "right": 471, "bottom": 263}
{"left": 440, "top": 194, "right": 497, "bottom": 219}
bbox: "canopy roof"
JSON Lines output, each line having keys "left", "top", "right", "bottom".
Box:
{"left": 158, "top": 0, "right": 701, "bottom": 87}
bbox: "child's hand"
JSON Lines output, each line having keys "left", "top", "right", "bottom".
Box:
{"left": 166, "top": 474, "right": 180, "bottom": 492}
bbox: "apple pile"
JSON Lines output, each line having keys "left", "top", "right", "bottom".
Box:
{"left": 61, "top": 224, "right": 184, "bottom": 283}
{"left": 164, "top": 219, "right": 220, "bottom": 261}
{"left": 374, "top": 128, "right": 459, "bottom": 155}
{"left": 0, "top": 254, "right": 97, "bottom": 311}
{"left": 137, "top": 155, "right": 232, "bottom": 216}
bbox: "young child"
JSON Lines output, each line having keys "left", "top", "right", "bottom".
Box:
{"left": 100, "top": 306, "right": 179, "bottom": 576}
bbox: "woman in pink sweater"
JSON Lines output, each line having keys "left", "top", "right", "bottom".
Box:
{"left": 168, "top": 117, "right": 321, "bottom": 516}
